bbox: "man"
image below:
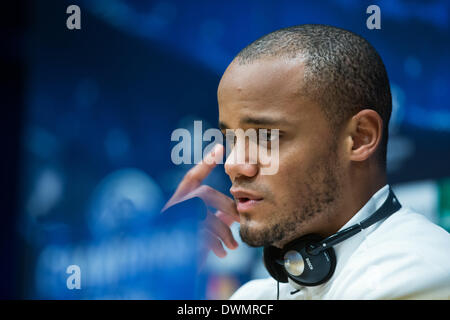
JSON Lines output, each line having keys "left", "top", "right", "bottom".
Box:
{"left": 163, "top": 24, "right": 450, "bottom": 299}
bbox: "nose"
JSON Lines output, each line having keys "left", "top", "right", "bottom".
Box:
{"left": 224, "top": 144, "right": 259, "bottom": 180}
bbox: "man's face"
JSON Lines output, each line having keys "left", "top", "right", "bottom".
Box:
{"left": 218, "top": 58, "right": 344, "bottom": 248}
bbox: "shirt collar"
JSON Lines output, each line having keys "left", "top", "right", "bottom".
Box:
{"left": 332, "top": 184, "right": 390, "bottom": 269}
{"left": 336, "top": 184, "right": 390, "bottom": 234}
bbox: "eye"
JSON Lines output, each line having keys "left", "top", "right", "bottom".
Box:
{"left": 223, "top": 131, "right": 237, "bottom": 145}
{"left": 258, "top": 129, "right": 280, "bottom": 144}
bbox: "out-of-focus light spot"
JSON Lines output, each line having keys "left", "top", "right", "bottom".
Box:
{"left": 407, "top": 104, "right": 450, "bottom": 131}
{"left": 390, "top": 83, "right": 406, "bottom": 134}
{"left": 27, "top": 168, "right": 64, "bottom": 218}
{"left": 88, "top": 168, "right": 164, "bottom": 237}
{"left": 404, "top": 56, "right": 422, "bottom": 78}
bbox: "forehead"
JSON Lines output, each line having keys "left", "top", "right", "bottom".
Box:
{"left": 218, "top": 58, "right": 320, "bottom": 127}
{"left": 218, "top": 58, "right": 305, "bottom": 103}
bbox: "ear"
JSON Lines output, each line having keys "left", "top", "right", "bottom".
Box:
{"left": 347, "top": 109, "right": 383, "bottom": 162}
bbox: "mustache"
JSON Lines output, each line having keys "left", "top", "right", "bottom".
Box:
{"left": 231, "top": 183, "right": 272, "bottom": 197}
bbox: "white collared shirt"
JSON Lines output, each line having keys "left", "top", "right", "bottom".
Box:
{"left": 230, "top": 185, "right": 450, "bottom": 300}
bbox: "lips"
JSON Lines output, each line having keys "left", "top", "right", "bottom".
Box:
{"left": 230, "top": 188, "right": 264, "bottom": 213}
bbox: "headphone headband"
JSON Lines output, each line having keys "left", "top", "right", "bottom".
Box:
{"left": 307, "top": 187, "right": 401, "bottom": 255}
{"left": 263, "top": 186, "right": 402, "bottom": 288}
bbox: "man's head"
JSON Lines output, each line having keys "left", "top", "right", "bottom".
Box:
{"left": 217, "top": 24, "right": 391, "bottom": 248}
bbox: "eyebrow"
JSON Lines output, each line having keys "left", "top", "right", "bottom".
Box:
{"left": 219, "top": 116, "right": 290, "bottom": 130}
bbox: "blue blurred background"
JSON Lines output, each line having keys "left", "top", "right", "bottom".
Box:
{"left": 3, "top": 0, "right": 450, "bottom": 299}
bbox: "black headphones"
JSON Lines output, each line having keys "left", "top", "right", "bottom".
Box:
{"left": 263, "top": 187, "right": 402, "bottom": 287}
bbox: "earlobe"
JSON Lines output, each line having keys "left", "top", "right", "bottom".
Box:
{"left": 348, "top": 109, "right": 382, "bottom": 162}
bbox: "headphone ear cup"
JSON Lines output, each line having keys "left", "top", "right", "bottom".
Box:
{"left": 263, "top": 234, "right": 337, "bottom": 287}
{"left": 263, "top": 246, "right": 288, "bottom": 283}
{"left": 284, "top": 235, "right": 337, "bottom": 286}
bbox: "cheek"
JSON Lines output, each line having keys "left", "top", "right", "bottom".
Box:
{"left": 266, "top": 150, "right": 309, "bottom": 202}
{"left": 276, "top": 143, "right": 312, "bottom": 179}
{"left": 267, "top": 140, "right": 324, "bottom": 202}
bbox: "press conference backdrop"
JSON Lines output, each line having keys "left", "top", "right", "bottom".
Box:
{"left": 14, "top": 0, "right": 450, "bottom": 299}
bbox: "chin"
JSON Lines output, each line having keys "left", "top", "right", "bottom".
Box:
{"left": 239, "top": 220, "right": 285, "bottom": 248}
{"left": 238, "top": 224, "right": 265, "bottom": 247}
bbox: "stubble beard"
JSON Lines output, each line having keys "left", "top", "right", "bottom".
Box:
{"left": 239, "top": 149, "right": 341, "bottom": 248}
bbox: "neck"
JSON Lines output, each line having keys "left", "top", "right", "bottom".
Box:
{"left": 320, "top": 165, "right": 387, "bottom": 238}
{"left": 274, "top": 165, "right": 387, "bottom": 248}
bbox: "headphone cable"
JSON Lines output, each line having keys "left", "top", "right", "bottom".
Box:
{"left": 277, "top": 281, "right": 280, "bottom": 300}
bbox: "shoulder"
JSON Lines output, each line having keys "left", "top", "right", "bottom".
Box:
{"left": 338, "top": 207, "right": 450, "bottom": 299}
{"left": 367, "top": 206, "right": 450, "bottom": 265}
{"left": 374, "top": 206, "right": 449, "bottom": 241}
{"left": 229, "top": 277, "right": 278, "bottom": 300}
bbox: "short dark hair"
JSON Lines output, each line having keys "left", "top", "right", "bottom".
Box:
{"left": 235, "top": 24, "right": 392, "bottom": 168}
